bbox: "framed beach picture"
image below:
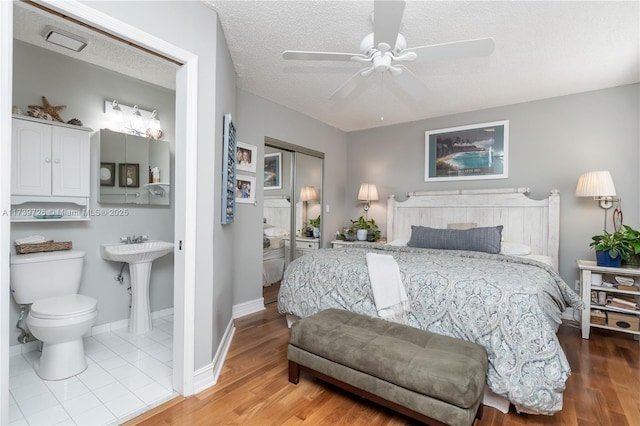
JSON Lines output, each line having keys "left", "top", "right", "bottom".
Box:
{"left": 236, "top": 174, "right": 256, "bottom": 204}
{"left": 425, "top": 120, "right": 509, "bottom": 182}
{"left": 118, "top": 163, "right": 140, "bottom": 187}
{"left": 236, "top": 141, "right": 257, "bottom": 173}
{"left": 100, "top": 162, "right": 115, "bottom": 186}
{"left": 264, "top": 152, "right": 282, "bottom": 190}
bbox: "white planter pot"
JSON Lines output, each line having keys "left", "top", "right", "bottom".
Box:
{"left": 356, "top": 229, "right": 368, "bottom": 241}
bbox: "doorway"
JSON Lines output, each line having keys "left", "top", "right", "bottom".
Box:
{"left": 1, "top": 1, "right": 198, "bottom": 423}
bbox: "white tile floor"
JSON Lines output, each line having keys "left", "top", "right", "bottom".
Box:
{"left": 9, "top": 315, "right": 176, "bottom": 425}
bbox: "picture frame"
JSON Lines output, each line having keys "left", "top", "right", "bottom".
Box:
{"left": 100, "top": 162, "right": 115, "bottom": 186}
{"left": 235, "top": 174, "right": 256, "bottom": 204}
{"left": 222, "top": 113, "right": 236, "bottom": 224}
{"left": 264, "top": 152, "right": 282, "bottom": 190}
{"left": 236, "top": 141, "right": 257, "bottom": 173}
{"left": 118, "top": 163, "right": 140, "bottom": 188}
{"left": 425, "top": 120, "right": 509, "bottom": 182}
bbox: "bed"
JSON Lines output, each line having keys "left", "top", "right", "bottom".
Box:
{"left": 278, "top": 188, "right": 583, "bottom": 415}
{"left": 263, "top": 197, "right": 291, "bottom": 286}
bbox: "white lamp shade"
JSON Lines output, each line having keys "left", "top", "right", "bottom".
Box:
{"left": 575, "top": 171, "right": 617, "bottom": 197}
{"left": 358, "top": 183, "right": 379, "bottom": 202}
{"left": 300, "top": 186, "right": 318, "bottom": 202}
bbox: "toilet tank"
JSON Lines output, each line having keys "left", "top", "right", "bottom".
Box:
{"left": 10, "top": 250, "right": 85, "bottom": 305}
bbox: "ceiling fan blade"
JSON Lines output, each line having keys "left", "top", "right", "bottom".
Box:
{"left": 373, "top": 0, "right": 406, "bottom": 50}
{"left": 283, "top": 50, "right": 368, "bottom": 61}
{"left": 404, "top": 37, "right": 495, "bottom": 63}
{"left": 329, "top": 69, "right": 372, "bottom": 100}
{"left": 391, "top": 65, "right": 428, "bottom": 99}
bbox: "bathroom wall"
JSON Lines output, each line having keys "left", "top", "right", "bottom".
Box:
{"left": 10, "top": 40, "right": 176, "bottom": 347}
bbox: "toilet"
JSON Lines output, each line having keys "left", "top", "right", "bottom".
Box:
{"left": 10, "top": 250, "right": 97, "bottom": 381}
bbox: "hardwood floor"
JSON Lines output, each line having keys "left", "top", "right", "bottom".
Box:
{"left": 126, "top": 305, "right": 640, "bottom": 426}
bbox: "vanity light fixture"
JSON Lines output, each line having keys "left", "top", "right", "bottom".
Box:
{"left": 575, "top": 170, "right": 619, "bottom": 232}
{"left": 358, "top": 183, "right": 379, "bottom": 218}
{"left": 148, "top": 110, "right": 162, "bottom": 131}
{"left": 107, "top": 100, "right": 124, "bottom": 129}
{"left": 43, "top": 26, "right": 88, "bottom": 52}
{"left": 130, "top": 105, "right": 144, "bottom": 133}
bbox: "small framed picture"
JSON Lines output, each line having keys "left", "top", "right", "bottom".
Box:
{"left": 100, "top": 162, "right": 115, "bottom": 186}
{"left": 264, "top": 152, "right": 282, "bottom": 190}
{"left": 236, "top": 174, "right": 256, "bottom": 204}
{"left": 119, "top": 163, "right": 140, "bottom": 188}
{"left": 236, "top": 141, "right": 257, "bottom": 173}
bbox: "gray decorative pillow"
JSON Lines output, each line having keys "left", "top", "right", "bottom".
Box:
{"left": 407, "top": 225, "right": 503, "bottom": 254}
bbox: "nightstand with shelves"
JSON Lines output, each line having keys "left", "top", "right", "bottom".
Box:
{"left": 284, "top": 236, "right": 319, "bottom": 266}
{"left": 577, "top": 259, "right": 640, "bottom": 339}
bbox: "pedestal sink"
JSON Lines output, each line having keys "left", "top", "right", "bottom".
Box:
{"left": 101, "top": 241, "right": 174, "bottom": 334}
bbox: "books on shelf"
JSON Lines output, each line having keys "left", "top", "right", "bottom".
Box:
{"left": 606, "top": 295, "right": 638, "bottom": 311}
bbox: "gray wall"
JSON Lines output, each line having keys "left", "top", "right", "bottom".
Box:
{"left": 346, "top": 84, "right": 640, "bottom": 286}
{"left": 235, "top": 89, "right": 348, "bottom": 304}
{"left": 11, "top": 40, "right": 176, "bottom": 346}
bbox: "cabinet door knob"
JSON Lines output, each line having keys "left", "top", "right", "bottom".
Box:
{"left": 54, "top": 159, "right": 60, "bottom": 164}
{"left": 45, "top": 157, "right": 51, "bottom": 163}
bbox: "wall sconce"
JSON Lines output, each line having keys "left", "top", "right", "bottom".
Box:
{"left": 358, "top": 183, "right": 379, "bottom": 218}
{"left": 575, "top": 170, "right": 619, "bottom": 232}
{"left": 148, "top": 110, "right": 162, "bottom": 131}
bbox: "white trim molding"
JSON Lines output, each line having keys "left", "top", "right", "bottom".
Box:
{"left": 233, "top": 298, "right": 266, "bottom": 319}
{"left": 193, "top": 319, "right": 235, "bottom": 394}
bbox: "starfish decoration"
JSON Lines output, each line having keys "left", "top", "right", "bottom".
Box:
{"left": 28, "top": 96, "right": 66, "bottom": 122}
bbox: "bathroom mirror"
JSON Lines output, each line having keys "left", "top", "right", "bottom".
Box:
{"left": 99, "top": 129, "right": 170, "bottom": 205}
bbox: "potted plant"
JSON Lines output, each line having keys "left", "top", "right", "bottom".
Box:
{"left": 590, "top": 229, "right": 631, "bottom": 267}
{"left": 309, "top": 215, "right": 321, "bottom": 238}
{"left": 620, "top": 225, "right": 640, "bottom": 267}
{"left": 350, "top": 216, "right": 381, "bottom": 242}
{"left": 300, "top": 221, "right": 313, "bottom": 237}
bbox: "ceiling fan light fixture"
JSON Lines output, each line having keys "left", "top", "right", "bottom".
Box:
{"left": 42, "top": 26, "right": 87, "bottom": 52}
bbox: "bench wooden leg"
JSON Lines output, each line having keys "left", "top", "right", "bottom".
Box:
{"left": 288, "top": 360, "right": 300, "bottom": 384}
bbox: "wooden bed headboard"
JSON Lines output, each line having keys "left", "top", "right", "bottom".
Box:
{"left": 264, "top": 196, "right": 291, "bottom": 232}
{"left": 386, "top": 188, "right": 560, "bottom": 269}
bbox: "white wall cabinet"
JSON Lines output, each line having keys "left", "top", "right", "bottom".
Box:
{"left": 11, "top": 116, "right": 92, "bottom": 221}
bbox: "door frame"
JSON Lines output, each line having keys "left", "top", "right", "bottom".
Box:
{"left": 1, "top": 2, "right": 199, "bottom": 420}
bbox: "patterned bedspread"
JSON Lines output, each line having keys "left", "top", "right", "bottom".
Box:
{"left": 278, "top": 245, "right": 583, "bottom": 415}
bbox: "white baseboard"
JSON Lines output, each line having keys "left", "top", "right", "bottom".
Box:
{"left": 232, "top": 298, "right": 265, "bottom": 319}
{"left": 10, "top": 307, "right": 175, "bottom": 354}
{"left": 193, "top": 318, "right": 235, "bottom": 394}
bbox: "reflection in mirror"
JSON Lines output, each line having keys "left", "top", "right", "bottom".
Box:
{"left": 296, "top": 153, "right": 322, "bottom": 239}
{"left": 99, "top": 129, "right": 170, "bottom": 205}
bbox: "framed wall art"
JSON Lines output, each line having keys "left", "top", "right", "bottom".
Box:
{"left": 236, "top": 141, "right": 257, "bottom": 173}
{"left": 235, "top": 174, "right": 256, "bottom": 204}
{"left": 221, "top": 113, "right": 236, "bottom": 224}
{"left": 264, "top": 152, "right": 282, "bottom": 190}
{"left": 425, "top": 120, "right": 509, "bottom": 182}
{"left": 118, "top": 163, "right": 140, "bottom": 187}
{"left": 100, "top": 162, "right": 115, "bottom": 186}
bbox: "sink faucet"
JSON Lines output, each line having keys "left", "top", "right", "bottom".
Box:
{"left": 120, "top": 235, "right": 148, "bottom": 244}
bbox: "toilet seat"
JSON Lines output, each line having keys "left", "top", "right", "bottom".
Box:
{"left": 30, "top": 294, "right": 97, "bottom": 320}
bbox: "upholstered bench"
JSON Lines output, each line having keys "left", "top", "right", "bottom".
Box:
{"left": 288, "top": 309, "right": 487, "bottom": 426}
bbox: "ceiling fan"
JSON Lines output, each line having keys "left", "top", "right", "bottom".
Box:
{"left": 282, "top": 0, "right": 495, "bottom": 100}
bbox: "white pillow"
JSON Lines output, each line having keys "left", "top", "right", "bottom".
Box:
{"left": 264, "top": 227, "right": 288, "bottom": 237}
{"left": 385, "top": 237, "right": 410, "bottom": 246}
{"left": 500, "top": 242, "right": 531, "bottom": 256}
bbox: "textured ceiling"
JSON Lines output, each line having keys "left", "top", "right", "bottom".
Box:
{"left": 207, "top": 0, "right": 639, "bottom": 132}
{"left": 13, "top": 2, "right": 639, "bottom": 133}
{"left": 13, "top": 3, "right": 177, "bottom": 91}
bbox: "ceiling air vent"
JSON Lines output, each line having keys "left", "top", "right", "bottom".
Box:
{"left": 42, "top": 26, "right": 87, "bottom": 52}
